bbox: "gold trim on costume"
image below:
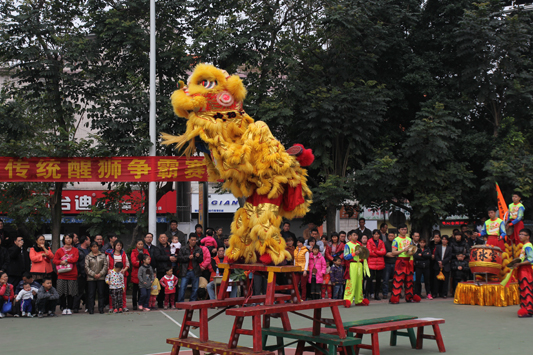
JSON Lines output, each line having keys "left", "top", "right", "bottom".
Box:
{"left": 469, "top": 261, "right": 502, "bottom": 269}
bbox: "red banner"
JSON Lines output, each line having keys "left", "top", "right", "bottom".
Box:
{"left": 0, "top": 157, "right": 207, "bottom": 182}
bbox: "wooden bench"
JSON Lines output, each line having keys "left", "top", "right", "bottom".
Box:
{"left": 175, "top": 294, "right": 291, "bottom": 343}
{"left": 325, "top": 315, "right": 418, "bottom": 343}
{"left": 262, "top": 327, "right": 362, "bottom": 355}
{"left": 167, "top": 337, "right": 274, "bottom": 355}
{"left": 349, "top": 317, "right": 446, "bottom": 355}
{"left": 225, "top": 299, "right": 347, "bottom": 352}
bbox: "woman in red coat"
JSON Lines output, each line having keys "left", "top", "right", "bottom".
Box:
{"left": 106, "top": 240, "right": 130, "bottom": 311}
{"left": 130, "top": 239, "right": 150, "bottom": 310}
{"left": 367, "top": 229, "right": 386, "bottom": 300}
{"left": 53, "top": 234, "right": 79, "bottom": 315}
{"left": 325, "top": 233, "right": 345, "bottom": 264}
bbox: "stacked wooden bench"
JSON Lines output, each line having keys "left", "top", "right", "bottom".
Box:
{"left": 324, "top": 315, "right": 445, "bottom": 355}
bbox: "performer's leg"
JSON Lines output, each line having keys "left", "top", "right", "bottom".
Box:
{"left": 344, "top": 264, "right": 356, "bottom": 306}
{"left": 390, "top": 259, "right": 404, "bottom": 304}
{"left": 353, "top": 263, "right": 363, "bottom": 304}
{"left": 517, "top": 265, "right": 533, "bottom": 317}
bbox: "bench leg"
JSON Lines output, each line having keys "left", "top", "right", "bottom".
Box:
{"left": 331, "top": 306, "right": 347, "bottom": 338}
{"left": 416, "top": 326, "right": 424, "bottom": 349}
{"left": 390, "top": 330, "right": 397, "bottom": 346}
{"left": 170, "top": 343, "right": 180, "bottom": 355}
{"left": 290, "top": 272, "right": 302, "bottom": 303}
{"left": 265, "top": 271, "right": 277, "bottom": 305}
{"left": 432, "top": 324, "right": 446, "bottom": 352}
{"left": 253, "top": 314, "right": 263, "bottom": 352}
{"left": 228, "top": 316, "right": 244, "bottom": 349}
{"left": 199, "top": 308, "right": 209, "bottom": 342}
{"left": 328, "top": 345, "right": 337, "bottom": 355}
{"left": 276, "top": 336, "right": 286, "bottom": 355}
{"left": 371, "top": 333, "right": 380, "bottom": 355}
{"left": 407, "top": 328, "right": 417, "bottom": 348}
{"left": 295, "top": 340, "right": 306, "bottom": 355}
{"left": 313, "top": 308, "right": 322, "bottom": 336}
{"left": 179, "top": 310, "right": 194, "bottom": 339}
{"left": 281, "top": 312, "right": 292, "bottom": 331}
{"left": 192, "top": 350, "right": 200, "bottom": 355}
{"left": 354, "top": 334, "right": 363, "bottom": 355}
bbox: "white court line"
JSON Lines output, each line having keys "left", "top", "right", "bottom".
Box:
{"left": 159, "top": 311, "right": 199, "bottom": 338}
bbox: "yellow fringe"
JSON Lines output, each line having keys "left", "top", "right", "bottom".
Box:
{"left": 454, "top": 282, "right": 519, "bottom": 307}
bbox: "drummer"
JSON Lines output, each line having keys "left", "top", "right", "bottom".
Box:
{"left": 507, "top": 192, "right": 525, "bottom": 245}
{"left": 389, "top": 224, "right": 421, "bottom": 304}
{"left": 481, "top": 207, "right": 506, "bottom": 251}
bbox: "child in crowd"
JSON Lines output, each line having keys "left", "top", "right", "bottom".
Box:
{"left": 150, "top": 276, "right": 161, "bottom": 309}
{"left": 201, "top": 229, "right": 218, "bottom": 253}
{"left": 451, "top": 253, "right": 469, "bottom": 294}
{"left": 36, "top": 277, "right": 59, "bottom": 318}
{"left": 414, "top": 238, "right": 432, "bottom": 299}
{"left": 105, "top": 261, "right": 125, "bottom": 313}
{"left": 160, "top": 267, "right": 178, "bottom": 309}
{"left": 16, "top": 282, "right": 38, "bottom": 317}
{"left": 322, "top": 264, "right": 332, "bottom": 299}
{"left": 330, "top": 257, "right": 345, "bottom": 299}
{"left": 170, "top": 235, "right": 181, "bottom": 271}
{"left": 308, "top": 245, "right": 326, "bottom": 300}
{"left": 138, "top": 254, "right": 154, "bottom": 311}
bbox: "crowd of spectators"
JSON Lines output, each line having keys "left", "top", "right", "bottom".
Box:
{"left": 0, "top": 217, "right": 482, "bottom": 318}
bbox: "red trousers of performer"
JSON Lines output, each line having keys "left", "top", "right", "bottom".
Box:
{"left": 486, "top": 236, "right": 505, "bottom": 251}
{"left": 518, "top": 264, "right": 533, "bottom": 316}
{"left": 392, "top": 257, "right": 414, "bottom": 302}
{"left": 293, "top": 272, "right": 307, "bottom": 300}
{"left": 321, "top": 284, "right": 332, "bottom": 299}
{"left": 510, "top": 221, "right": 525, "bottom": 245}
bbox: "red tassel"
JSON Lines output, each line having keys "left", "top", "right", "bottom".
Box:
{"left": 259, "top": 253, "right": 273, "bottom": 265}
{"left": 292, "top": 144, "right": 315, "bottom": 167}
{"left": 344, "top": 300, "right": 352, "bottom": 308}
{"left": 413, "top": 294, "right": 421, "bottom": 303}
{"left": 390, "top": 295, "right": 400, "bottom": 304}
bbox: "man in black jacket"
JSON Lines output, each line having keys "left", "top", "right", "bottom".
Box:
{"left": 73, "top": 235, "right": 90, "bottom": 313}
{"left": 0, "top": 236, "right": 9, "bottom": 273}
{"left": 177, "top": 235, "right": 203, "bottom": 302}
{"left": 434, "top": 235, "right": 452, "bottom": 298}
{"left": 7, "top": 236, "right": 29, "bottom": 287}
{"left": 280, "top": 222, "right": 296, "bottom": 243}
{"left": 153, "top": 233, "right": 177, "bottom": 308}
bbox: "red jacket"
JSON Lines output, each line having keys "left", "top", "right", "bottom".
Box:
{"left": 325, "top": 242, "right": 345, "bottom": 262}
{"left": 29, "top": 247, "right": 55, "bottom": 274}
{"left": 0, "top": 283, "right": 13, "bottom": 301}
{"left": 131, "top": 248, "right": 150, "bottom": 284}
{"left": 160, "top": 274, "right": 178, "bottom": 294}
{"left": 106, "top": 250, "right": 130, "bottom": 278}
{"left": 367, "top": 238, "right": 386, "bottom": 270}
{"left": 53, "top": 247, "right": 79, "bottom": 280}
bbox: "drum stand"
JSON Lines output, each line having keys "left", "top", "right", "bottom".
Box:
{"left": 473, "top": 272, "right": 490, "bottom": 286}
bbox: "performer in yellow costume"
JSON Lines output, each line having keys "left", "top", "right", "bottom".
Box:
{"left": 162, "top": 64, "right": 313, "bottom": 265}
{"left": 343, "top": 230, "right": 370, "bottom": 307}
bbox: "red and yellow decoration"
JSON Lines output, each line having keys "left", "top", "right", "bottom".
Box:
{"left": 162, "top": 63, "right": 313, "bottom": 265}
{"left": 0, "top": 157, "right": 206, "bottom": 182}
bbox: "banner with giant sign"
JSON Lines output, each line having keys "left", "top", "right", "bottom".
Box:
{"left": 0, "top": 156, "right": 207, "bottom": 182}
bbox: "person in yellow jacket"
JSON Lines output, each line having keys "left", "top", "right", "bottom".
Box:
{"left": 293, "top": 237, "right": 309, "bottom": 300}
{"left": 149, "top": 277, "right": 161, "bottom": 309}
{"left": 507, "top": 192, "right": 525, "bottom": 245}
{"left": 344, "top": 230, "right": 370, "bottom": 307}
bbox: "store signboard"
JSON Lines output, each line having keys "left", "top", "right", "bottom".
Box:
{"left": 191, "top": 193, "right": 240, "bottom": 213}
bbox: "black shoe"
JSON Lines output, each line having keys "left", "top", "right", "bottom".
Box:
{"left": 375, "top": 296, "right": 381, "bottom": 301}
{"left": 48, "top": 312, "right": 56, "bottom": 317}
{"left": 38, "top": 312, "right": 43, "bottom": 318}
{"left": 99, "top": 309, "right": 104, "bottom": 314}
{"left": 89, "top": 310, "right": 94, "bottom": 314}
{"left": 133, "top": 306, "right": 137, "bottom": 311}
{"left": 73, "top": 309, "right": 79, "bottom": 314}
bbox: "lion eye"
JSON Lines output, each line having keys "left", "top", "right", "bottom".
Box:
{"left": 200, "top": 80, "right": 217, "bottom": 89}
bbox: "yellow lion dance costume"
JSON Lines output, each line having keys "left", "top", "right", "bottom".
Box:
{"left": 162, "top": 63, "right": 313, "bottom": 265}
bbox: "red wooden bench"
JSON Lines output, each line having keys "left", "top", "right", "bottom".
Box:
{"left": 349, "top": 317, "right": 446, "bottom": 355}
{"left": 175, "top": 294, "right": 291, "bottom": 343}
{"left": 226, "top": 299, "right": 347, "bottom": 352}
{"left": 166, "top": 338, "right": 274, "bottom": 355}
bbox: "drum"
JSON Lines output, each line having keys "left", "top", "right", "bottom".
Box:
{"left": 469, "top": 245, "right": 503, "bottom": 275}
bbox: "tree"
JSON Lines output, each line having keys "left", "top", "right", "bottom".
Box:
{"left": 0, "top": 0, "right": 95, "bottom": 249}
